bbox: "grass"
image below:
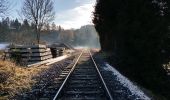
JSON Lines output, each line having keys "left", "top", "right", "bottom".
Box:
{"left": 0, "top": 60, "right": 50, "bottom": 99}
{"left": 0, "top": 50, "right": 4, "bottom": 55}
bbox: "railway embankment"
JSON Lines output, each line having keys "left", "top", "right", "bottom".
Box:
{"left": 0, "top": 53, "right": 77, "bottom": 100}
{"left": 94, "top": 51, "right": 168, "bottom": 100}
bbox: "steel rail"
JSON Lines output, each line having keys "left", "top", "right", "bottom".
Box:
{"left": 53, "top": 51, "right": 84, "bottom": 100}
{"left": 89, "top": 50, "right": 113, "bottom": 100}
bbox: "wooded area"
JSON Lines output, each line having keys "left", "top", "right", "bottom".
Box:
{"left": 93, "top": 0, "right": 170, "bottom": 99}
{"left": 0, "top": 17, "right": 100, "bottom": 48}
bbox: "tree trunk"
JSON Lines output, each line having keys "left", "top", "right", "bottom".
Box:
{"left": 35, "top": 21, "right": 40, "bottom": 44}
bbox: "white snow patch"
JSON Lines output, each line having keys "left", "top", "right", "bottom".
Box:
{"left": 0, "top": 43, "right": 9, "bottom": 50}
{"left": 104, "top": 63, "right": 151, "bottom": 100}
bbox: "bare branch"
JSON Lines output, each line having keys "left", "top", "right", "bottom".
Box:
{"left": 22, "top": 0, "right": 55, "bottom": 43}
{"left": 0, "top": 0, "right": 9, "bottom": 16}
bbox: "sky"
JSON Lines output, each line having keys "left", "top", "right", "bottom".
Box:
{"left": 8, "top": 0, "right": 96, "bottom": 29}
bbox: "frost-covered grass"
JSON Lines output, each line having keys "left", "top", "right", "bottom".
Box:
{"left": 104, "top": 63, "right": 151, "bottom": 100}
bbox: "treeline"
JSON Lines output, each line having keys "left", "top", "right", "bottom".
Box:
{"left": 94, "top": 0, "right": 170, "bottom": 99}
{"left": 0, "top": 17, "right": 63, "bottom": 32}
{"left": 0, "top": 17, "right": 63, "bottom": 43}
{"left": 0, "top": 17, "right": 100, "bottom": 48}
{"left": 74, "top": 25, "right": 100, "bottom": 48}
{"left": 42, "top": 25, "right": 100, "bottom": 48}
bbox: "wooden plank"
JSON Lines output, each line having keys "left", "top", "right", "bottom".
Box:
{"left": 25, "top": 55, "right": 52, "bottom": 61}
{"left": 27, "top": 55, "right": 70, "bottom": 67}
{"left": 22, "top": 52, "right": 52, "bottom": 57}
{"left": 45, "top": 55, "right": 69, "bottom": 65}
{"left": 7, "top": 49, "right": 47, "bottom": 53}
{"left": 9, "top": 44, "right": 46, "bottom": 49}
{"left": 5, "top": 45, "right": 54, "bottom": 65}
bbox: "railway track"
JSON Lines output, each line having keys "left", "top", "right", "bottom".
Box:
{"left": 53, "top": 50, "right": 113, "bottom": 100}
{"left": 13, "top": 49, "right": 150, "bottom": 100}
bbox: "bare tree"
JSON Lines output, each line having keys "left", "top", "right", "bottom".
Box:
{"left": 0, "top": 0, "right": 8, "bottom": 16}
{"left": 22, "top": 0, "right": 55, "bottom": 44}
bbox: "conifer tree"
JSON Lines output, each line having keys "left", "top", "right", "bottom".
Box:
{"left": 93, "top": 0, "right": 170, "bottom": 97}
